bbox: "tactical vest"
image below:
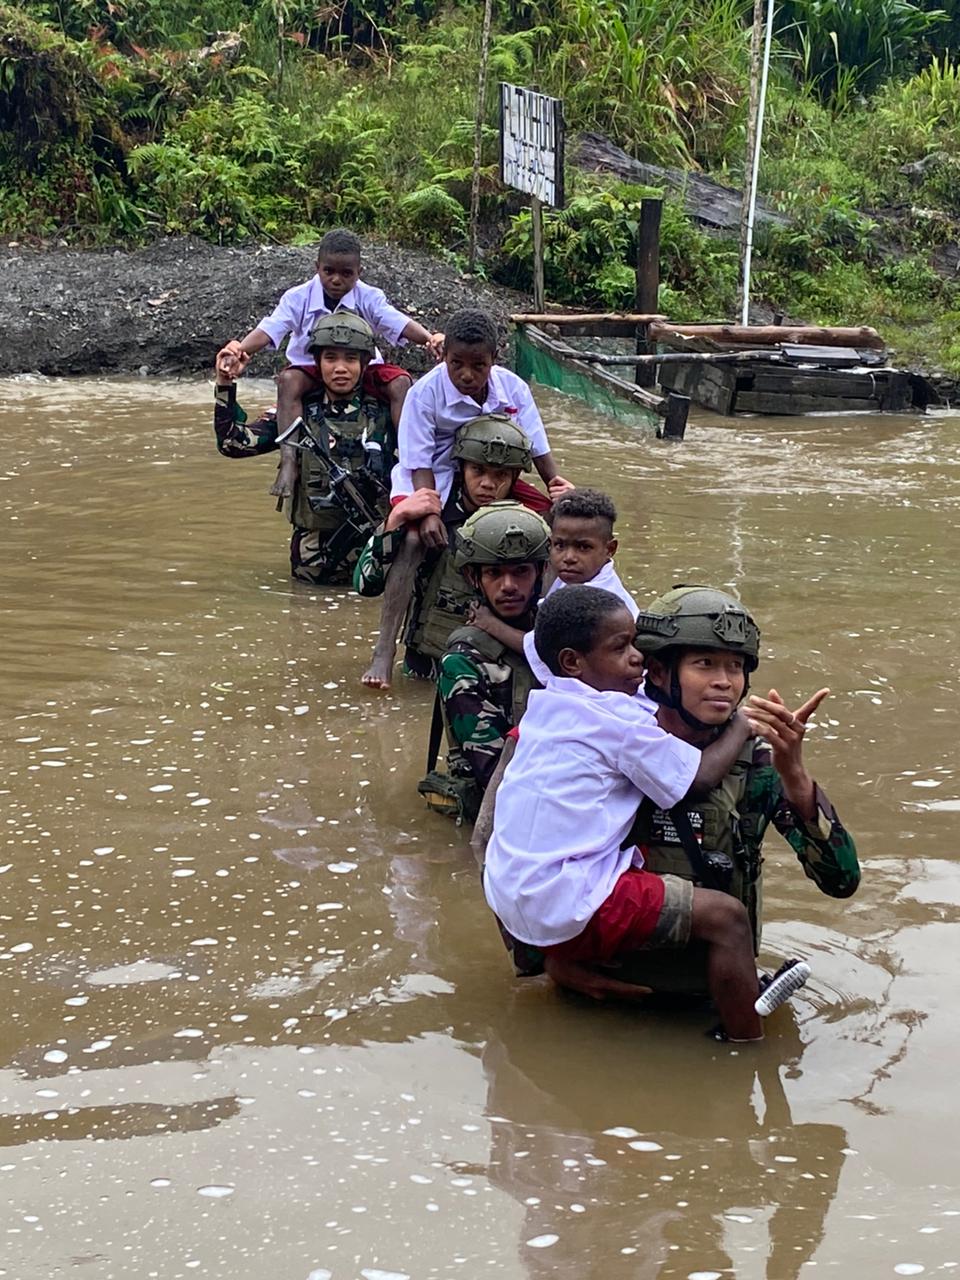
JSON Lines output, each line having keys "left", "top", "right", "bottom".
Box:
{"left": 290, "top": 396, "right": 392, "bottom": 532}
{"left": 405, "top": 541, "right": 476, "bottom": 660}
{"left": 418, "top": 626, "right": 537, "bottom": 825}
{"left": 616, "top": 738, "right": 765, "bottom": 995}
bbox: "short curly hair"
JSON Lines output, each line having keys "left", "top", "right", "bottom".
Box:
{"left": 317, "top": 228, "right": 363, "bottom": 261}
{"left": 444, "top": 309, "right": 499, "bottom": 357}
{"left": 534, "top": 585, "right": 628, "bottom": 676}
{"left": 547, "top": 487, "right": 617, "bottom": 536}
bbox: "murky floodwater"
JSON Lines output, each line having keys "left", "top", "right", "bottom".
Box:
{"left": 1, "top": 373, "right": 959, "bottom": 1279}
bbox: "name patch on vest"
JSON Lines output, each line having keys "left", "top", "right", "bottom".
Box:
{"left": 649, "top": 808, "right": 704, "bottom": 846}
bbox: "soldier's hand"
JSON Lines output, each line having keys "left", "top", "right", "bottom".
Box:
{"left": 745, "top": 687, "right": 829, "bottom": 774}
{"left": 419, "top": 512, "right": 447, "bottom": 550}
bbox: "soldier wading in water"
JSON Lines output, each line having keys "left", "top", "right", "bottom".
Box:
{"left": 214, "top": 312, "right": 395, "bottom": 585}
{"left": 418, "top": 500, "right": 551, "bottom": 826}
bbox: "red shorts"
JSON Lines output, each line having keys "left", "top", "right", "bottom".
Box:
{"left": 545, "top": 869, "right": 666, "bottom": 967}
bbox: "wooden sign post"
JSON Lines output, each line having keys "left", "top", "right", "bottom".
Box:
{"left": 499, "top": 83, "right": 565, "bottom": 312}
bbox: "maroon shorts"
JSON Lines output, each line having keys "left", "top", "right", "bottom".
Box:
{"left": 546, "top": 869, "right": 667, "bottom": 967}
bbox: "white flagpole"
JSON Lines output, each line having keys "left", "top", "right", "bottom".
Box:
{"left": 739, "top": 0, "right": 775, "bottom": 326}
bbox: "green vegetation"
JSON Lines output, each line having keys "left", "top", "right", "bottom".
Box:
{"left": 3, "top": 0, "right": 960, "bottom": 370}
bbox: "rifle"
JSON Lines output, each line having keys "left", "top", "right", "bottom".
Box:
{"left": 277, "top": 414, "right": 387, "bottom": 528}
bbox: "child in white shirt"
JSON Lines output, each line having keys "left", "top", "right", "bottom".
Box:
{"left": 483, "top": 585, "right": 767, "bottom": 1042}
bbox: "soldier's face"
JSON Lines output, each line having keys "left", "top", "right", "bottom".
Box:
{"left": 462, "top": 461, "right": 516, "bottom": 509}
{"left": 670, "top": 648, "right": 747, "bottom": 724}
{"left": 478, "top": 562, "right": 538, "bottom": 618}
{"left": 319, "top": 348, "right": 363, "bottom": 395}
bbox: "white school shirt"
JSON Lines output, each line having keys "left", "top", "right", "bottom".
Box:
{"left": 523, "top": 562, "right": 641, "bottom": 685}
{"left": 257, "top": 276, "right": 411, "bottom": 367}
{"left": 390, "top": 362, "right": 550, "bottom": 503}
{"left": 483, "top": 675, "right": 701, "bottom": 947}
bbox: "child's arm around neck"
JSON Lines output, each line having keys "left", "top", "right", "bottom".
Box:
{"left": 685, "top": 711, "right": 753, "bottom": 797}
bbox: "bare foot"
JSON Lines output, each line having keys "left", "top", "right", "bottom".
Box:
{"left": 361, "top": 652, "right": 394, "bottom": 689}
{"left": 270, "top": 459, "right": 298, "bottom": 498}
{"left": 544, "top": 953, "right": 651, "bottom": 1003}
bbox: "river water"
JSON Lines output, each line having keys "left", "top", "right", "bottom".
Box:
{"left": 1, "top": 374, "right": 958, "bottom": 1279}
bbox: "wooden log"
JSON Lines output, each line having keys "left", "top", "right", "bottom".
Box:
{"left": 734, "top": 390, "right": 880, "bottom": 414}
{"left": 650, "top": 322, "right": 886, "bottom": 351}
{"left": 511, "top": 312, "right": 667, "bottom": 326}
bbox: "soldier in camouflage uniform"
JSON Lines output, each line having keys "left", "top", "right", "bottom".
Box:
{"left": 614, "top": 585, "right": 860, "bottom": 995}
{"left": 353, "top": 414, "right": 550, "bottom": 679}
{"left": 418, "top": 501, "right": 550, "bottom": 823}
{"left": 213, "top": 311, "right": 396, "bottom": 585}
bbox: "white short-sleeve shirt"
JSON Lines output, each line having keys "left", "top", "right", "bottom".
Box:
{"left": 523, "top": 563, "right": 640, "bottom": 685}
{"left": 483, "top": 676, "right": 701, "bottom": 947}
{"left": 257, "top": 276, "right": 412, "bottom": 367}
{"left": 390, "top": 362, "right": 550, "bottom": 503}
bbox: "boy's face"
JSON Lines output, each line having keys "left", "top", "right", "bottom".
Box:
{"left": 476, "top": 562, "right": 539, "bottom": 619}
{"left": 462, "top": 460, "right": 516, "bottom": 509}
{"left": 550, "top": 516, "right": 617, "bottom": 585}
{"left": 317, "top": 252, "right": 360, "bottom": 302}
{"left": 560, "top": 606, "right": 643, "bottom": 696}
{"left": 651, "top": 647, "right": 747, "bottom": 725}
{"left": 318, "top": 347, "right": 364, "bottom": 396}
{"left": 445, "top": 340, "right": 495, "bottom": 400}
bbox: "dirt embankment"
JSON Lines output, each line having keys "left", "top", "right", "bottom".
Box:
{"left": 0, "top": 236, "right": 530, "bottom": 378}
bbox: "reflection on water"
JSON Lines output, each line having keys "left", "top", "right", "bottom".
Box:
{"left": 1, "top": 374, "right": 959, "bottom": 1277}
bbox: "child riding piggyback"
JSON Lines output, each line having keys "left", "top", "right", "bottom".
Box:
{"left": 216, "top": 227, "right": 444, "bottom": 499}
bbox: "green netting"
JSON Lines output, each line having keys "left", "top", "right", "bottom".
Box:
{"left": 513, "top": 328, "right": 659, "bottom": 430}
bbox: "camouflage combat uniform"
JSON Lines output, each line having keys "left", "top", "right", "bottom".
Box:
{"left": 213, "top": 381, "right": 395, "bottom": 585}
{"left": 437, "top": 632, "right": 536, "bottom": 791}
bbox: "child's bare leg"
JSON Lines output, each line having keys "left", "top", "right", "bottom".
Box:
{"left": 385, "top": 374, "right": 413, "bottom": 430}
{"left": 471, "top": 736, "right": 515, "bottom": 869}
{"left": 271, "top": 368, "right": 317, "bottom": 498}
{"left": 362, "top": 527, "right": 425, "bottom": 689}
{"left": 689, "top": 888, "right": 762, "bottom": 1041}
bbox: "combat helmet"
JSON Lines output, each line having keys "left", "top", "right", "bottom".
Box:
{"left": 454, "top": 500, "right": 551, "bottom": 570}
{"left": 635, "top": 585, "right": 760, "bottom": 730}
{"left": 452, "top": 414, "right": 532, "bottom": 472}
{"left": 306, "top": 310, "right": 376, "bottom": 357}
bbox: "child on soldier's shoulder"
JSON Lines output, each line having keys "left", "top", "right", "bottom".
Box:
{"left": 469, "top": 487, "right": 636, "bottom": 678}
{"left": 215, "top": 227, "right": 443, "bottom": 498}
{"left": 391, "top": 308, "right": 571, "bottom": 551}
{"left": 483, "top": 585, "right": 769, "bottom": 1042}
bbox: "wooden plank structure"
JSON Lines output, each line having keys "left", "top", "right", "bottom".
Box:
{"left": 650, "top": 323, "right": 933, "bottom": 416}
{"left": 511, "top": 313, "right": 691, "bottom": 439}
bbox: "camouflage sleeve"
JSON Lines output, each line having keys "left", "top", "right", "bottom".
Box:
{"left": 214, "top": 383, "right": 279, "bottom": 458}
{"left": 744, "top": 744, "right": 861, "bottom": 899}
{"left": 352, "top": 523, "right": 405, "bottom": 596}
{"left": 437, "top": 648, "right": 510, "bottom": 791}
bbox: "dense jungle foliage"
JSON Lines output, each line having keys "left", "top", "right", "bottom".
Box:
{"left": 3, "top": 0, "right": 960, "bottom": 369}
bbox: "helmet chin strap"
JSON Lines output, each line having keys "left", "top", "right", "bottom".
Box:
{"left": 644, "top": 660, "right": 750, "bottom": 735}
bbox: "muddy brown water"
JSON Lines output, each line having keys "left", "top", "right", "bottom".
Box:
{"left": 1, "top": 374, "right": 959, "bottom": 1279}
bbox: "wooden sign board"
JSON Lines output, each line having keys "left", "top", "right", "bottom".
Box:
{"left": 499, "top": 82, "right": 565, "bottom": 209}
